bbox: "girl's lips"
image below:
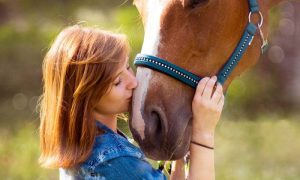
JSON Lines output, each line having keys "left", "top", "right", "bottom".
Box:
{"left": 127, "top": 93, "right": 132, "bottom": 100}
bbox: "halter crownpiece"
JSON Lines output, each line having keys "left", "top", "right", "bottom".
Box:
{"left": 134, "top": 0, "right": 268, "bottom": 88}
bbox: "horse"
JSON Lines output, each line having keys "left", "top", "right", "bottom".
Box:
{"left": 129, "top": 0, "right": 286, "bottom": 160}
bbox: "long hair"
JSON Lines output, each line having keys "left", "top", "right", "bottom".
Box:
{"left": 39, "top": 25, "right": 130, "bottom": 168}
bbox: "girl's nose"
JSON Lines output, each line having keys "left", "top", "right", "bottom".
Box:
{"left": 127, "top": 71, "right": 138, "bottom": 89}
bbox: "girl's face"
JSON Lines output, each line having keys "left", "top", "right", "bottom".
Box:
{"left": 94, "top": 57, "right": 138, "bottom": 116}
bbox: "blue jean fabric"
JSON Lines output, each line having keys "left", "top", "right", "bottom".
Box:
{"left": 59, "top": 121, "right": 166, "bottom": 180}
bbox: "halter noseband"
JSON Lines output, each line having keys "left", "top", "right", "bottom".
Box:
{"left": 134, "top": 0, "right": 268, "bottom": 88}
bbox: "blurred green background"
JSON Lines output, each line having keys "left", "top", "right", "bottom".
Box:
{"left": 0, "top": 0, "right": 299, "bottom": 179}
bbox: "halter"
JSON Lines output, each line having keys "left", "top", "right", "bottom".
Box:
{"left": 134, "top": 0, "right": 268, "bottom": 88}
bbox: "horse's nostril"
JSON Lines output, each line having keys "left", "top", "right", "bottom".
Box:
{"left": 148, "top": 110, "right": 165, "bottom": 145}
{"left": 151, "top": 111, "right": 162, "bottom": 131}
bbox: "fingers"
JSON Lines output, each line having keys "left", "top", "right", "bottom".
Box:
{"left": 195, "top": 76, "right": 224, "bottom": 103}
{"left": 217, "top": 94, "right": 225, "bottom": 112}
{"left": 211, "top": 82, "right": 223, "bottom": 103}
{"left": 194, "top": 77, "right": 210, "bottom": 98}
{"left": 201, "top": 76, "right": 217, "bottom": 99}
{"left": 192, "top": 76, "right": 225, "bottom": 133}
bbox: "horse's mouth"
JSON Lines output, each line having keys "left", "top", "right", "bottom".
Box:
{"left": 131, "top": 112, "right": 192, "bottom": 160}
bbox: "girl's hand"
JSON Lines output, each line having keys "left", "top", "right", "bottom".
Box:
{"left": 191, "top": 76, "right": 224, "bottom": 147}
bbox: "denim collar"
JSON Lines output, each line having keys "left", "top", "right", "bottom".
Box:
{"left": 95, "top": 120, "right": 127, "bottom": 139}
{"left": 95, "top": 120, "right": 114, "bottom": 133}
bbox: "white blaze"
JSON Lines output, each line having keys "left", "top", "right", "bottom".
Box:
{"left": 132, "top": 0, "right": 165, "bottom": 140}
{"left": 141, "top": 0, "right": 164, "bottom": 55}
{"left": 132, "top": 68, "right": 152, "bottom": 140}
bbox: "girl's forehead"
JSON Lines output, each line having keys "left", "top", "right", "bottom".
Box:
{"left": 116, "top": 55, "right": 130, "bottom": 75}
{"left": 122, "top": 55, "right": 130, "bottom": 67}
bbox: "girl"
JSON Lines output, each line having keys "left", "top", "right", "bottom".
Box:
{"left": 39, "top": 25, "right": 224, "bottom": 180}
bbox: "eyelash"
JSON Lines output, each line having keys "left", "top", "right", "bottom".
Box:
{"left": 115, "top": 65, "right": 131, "bottom": 86}
{"left": 114, "top": 78, "right": 121, "bottom": 86}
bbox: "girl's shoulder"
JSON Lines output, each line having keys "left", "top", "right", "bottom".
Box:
{"left": 60, "top": 130, "right": 166, "bottom": 179}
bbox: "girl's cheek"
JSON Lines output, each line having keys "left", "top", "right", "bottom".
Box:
{"left": 113, "top": 86, "right": 124, "bottom": 99}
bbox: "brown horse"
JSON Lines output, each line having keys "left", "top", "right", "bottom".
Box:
{"left": 129, "top": 0, "right": 285, "bottom": 160}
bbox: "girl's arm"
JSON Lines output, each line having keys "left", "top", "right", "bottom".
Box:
{"left": 188, "top": 76, "right": 224, "bottom": 180}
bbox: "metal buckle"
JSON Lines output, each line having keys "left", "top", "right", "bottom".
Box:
{"left": 248, "top": 11, "right": 268, "bottom": 54}
{"left": 248, "top": 11, "right": 263, "bottom": 28}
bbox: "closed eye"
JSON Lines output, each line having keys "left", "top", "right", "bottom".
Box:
{"left": 114, "top": 78, "right": 122, "bottom": 86}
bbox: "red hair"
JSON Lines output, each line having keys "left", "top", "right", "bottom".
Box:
{"left": 39, "top": 25, "right": 130, "bottom": 168}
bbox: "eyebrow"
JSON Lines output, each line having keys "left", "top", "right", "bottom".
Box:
{"left": 115, "top": 57, "right": 130, "bottom": 77}
{"left": 115, "top": 70, "right": 123, "bottom": 78}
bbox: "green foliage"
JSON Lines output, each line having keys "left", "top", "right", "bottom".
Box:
{"left": 215, "top": 116, "right": 300, "bottom": 179}
{"left": 1, "top": 117, "right": 300, "bottom": 179}
{"left": 114, "top": 6, "right": 144, "bottom": 61}
{"left": 0, "top": 123, "right": 57, "bottom": 179}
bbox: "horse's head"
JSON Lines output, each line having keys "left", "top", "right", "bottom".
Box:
{"left": 130, "top": 0, "right": 283, "bottom": 160}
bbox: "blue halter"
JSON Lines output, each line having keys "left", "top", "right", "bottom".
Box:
{"left": 134, "top": 0, "right": 268, "bottom": 88}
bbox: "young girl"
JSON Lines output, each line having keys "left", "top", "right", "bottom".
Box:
{"left": 39, "top": 25, "right": 224, "bottom": 179}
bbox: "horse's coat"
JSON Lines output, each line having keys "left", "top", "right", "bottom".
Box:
{"left": 130, "top": 0, "right": 285, "bottom": 160}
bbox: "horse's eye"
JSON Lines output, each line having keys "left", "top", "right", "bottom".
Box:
{"left": 183, "top": 0, "right": 209, "bottom": 8}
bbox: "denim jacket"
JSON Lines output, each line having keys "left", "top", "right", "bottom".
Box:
{"left": 59, "top": 121, "right": 166, "bottom": 180}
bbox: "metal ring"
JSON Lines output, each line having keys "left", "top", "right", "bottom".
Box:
{"left": 248, "top": 11, "right": 263, "bottom": 27}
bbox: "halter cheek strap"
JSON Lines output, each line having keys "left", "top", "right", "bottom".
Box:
{"left": 134, "top": 0, "right": 268, "bottom": 88}
{"left": 217, "top": 23, "right": 257, "bottom": 85}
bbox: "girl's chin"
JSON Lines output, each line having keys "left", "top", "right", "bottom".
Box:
{"left": 122, "top": 104, "right": 129, "bottom": 112}
{"left": 120, "top": 100, "right": 131, "bottom": 112}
